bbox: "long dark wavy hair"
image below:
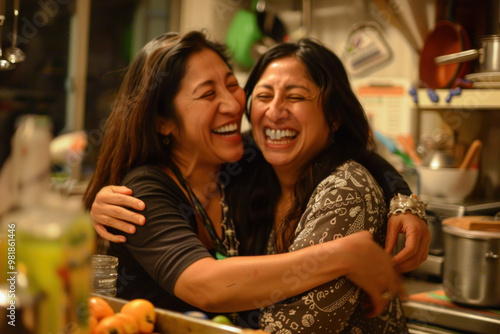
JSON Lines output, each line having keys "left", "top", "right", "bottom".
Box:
{"left": 83, "top": 31, "right": 231, "bottom": 210}
{"left": 237, "top": 38, "right": 375, "bottom": 254}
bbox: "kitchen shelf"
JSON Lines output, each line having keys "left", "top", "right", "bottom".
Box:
{"left": 412, "top": 89, "right": 500, "bottom": 110}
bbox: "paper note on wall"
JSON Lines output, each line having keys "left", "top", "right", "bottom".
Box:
{"left": 353, "top": 78, "right": 415, "bottom": 140}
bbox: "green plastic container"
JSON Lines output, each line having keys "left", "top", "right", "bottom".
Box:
{"left": 225, "top": 9, "right": 263, "bottom": 68}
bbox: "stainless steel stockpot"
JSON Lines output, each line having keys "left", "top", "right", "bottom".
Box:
{"left": 443, "top": 225, "right": 500, "bottom": 308}
{"left": 435, "top": 35, "right": 500, "bottom": 73}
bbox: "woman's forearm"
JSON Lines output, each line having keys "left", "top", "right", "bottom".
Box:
{"left": 174, "top": 231, "right": 397, "bottom": 314}
{"left": 175, "top": 242, "right": 347, "bottom": 312}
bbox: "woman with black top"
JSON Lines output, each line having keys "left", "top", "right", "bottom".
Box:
{"left": 84, "top": 31, "right": 428, "bottom": 329}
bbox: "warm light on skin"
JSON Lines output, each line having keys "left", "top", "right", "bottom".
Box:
{"left": 165, "top": 48, "right": 246, "bottom": 169}
{"left": 250, "top": 57, "right": 331, "bottom": 183}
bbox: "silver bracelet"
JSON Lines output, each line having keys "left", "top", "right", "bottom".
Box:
{"left": 388, "top": 193, "right": 428, "bottom": 224}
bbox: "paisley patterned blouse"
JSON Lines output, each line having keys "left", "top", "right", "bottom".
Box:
{"left": 260, "top": 160, "right": 408, "bottom": 333}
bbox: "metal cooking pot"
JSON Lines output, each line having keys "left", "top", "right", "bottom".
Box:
{"left": 435, "top": 35, "right": 500, "bottom": 73}
{"left": 443, "top": 224, "right": 500, "bottom": 308}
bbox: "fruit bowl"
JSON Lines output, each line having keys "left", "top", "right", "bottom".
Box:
{"left": 417, "top": 166, "right": 479, "bottom": 203}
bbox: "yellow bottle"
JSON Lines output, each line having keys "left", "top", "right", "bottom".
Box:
{"left": 7, "top": 193, "right": 94, "bottom": 334}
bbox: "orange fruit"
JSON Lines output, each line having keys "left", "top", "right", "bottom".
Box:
{"left": 95, "top": 315, "right": 125, "bottom": 334}
{"left": 89, "top": 315, "right": 98, "bottom": 334}
{"left": 89, "top": 296, "right": 115, "bottom": 321}
{"left": 121, "top": 299, "right": 156, "bottom": 334}
{"left": 114, "top": 313, "right": 139, "bottom": 334}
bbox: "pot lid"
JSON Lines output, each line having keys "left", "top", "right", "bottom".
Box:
{"left": 443, "top": 215, "right": 500, "bottom": 231}
{"left": 443, "top": 216, "right": 500, "bottom": 238}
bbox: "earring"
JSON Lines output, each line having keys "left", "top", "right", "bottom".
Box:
{"left": 163, "top": 136, "right": 170, "bottom": 145}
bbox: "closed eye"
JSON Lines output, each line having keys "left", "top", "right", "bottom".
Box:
{"left": 199, "top": 91, "right": 215, "bottom": 99}
{"left": 255, "top": 94, "right": 273, "bottom": 101}
{"left": 288, "top": 95, "right": 305, "bottom": 102}
{"left": 227, "top": 81, "right": 240, "bottom": 91}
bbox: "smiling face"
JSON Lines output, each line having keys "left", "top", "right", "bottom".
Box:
{"left": 163, "top": 48, "right": 246, "bottom": 167}
{"left": 250, "top": 56, "right": 331, "bottom": 177}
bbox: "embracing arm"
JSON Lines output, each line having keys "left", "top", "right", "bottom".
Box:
{"left": 358, "top": 152, "right": 430, "bottom": 272}
{"left": 90, "top": 186, "right": 146, "bottom": 243}
{"left": 175, "top": 230, "right": 402, "bottom": 317}
{"left": 386, "top": 212, "right": 430, "bottom": 272}
{"left": 90, "top": 180, "right": 430, "bottom": 272}
{"left": 357, "top": 151, "right": 411, "bottom": 205}
{"left": 114, "top": 169, "right": 402, "bottom": 318}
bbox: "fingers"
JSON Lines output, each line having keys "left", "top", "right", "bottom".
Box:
{"left": 92, "top": 185, "right": 146, "bottom": 227}
{"left": 363, "top": 286, "right": 394, "bottom": 317}
{"left": 92, "top": 210, "right": 139, "bottom": 234}
{"left": 90, "top": 185, "right": 147, "bottom": 243}
{"left": 94, "top": 223, "right": 127, "bottom": 243}
{"left": 108, "top": 185, "right": 134, "bottom": 195}
{"left": 364, "top": 275, "right": 407, "bottom": 318}
{"left": 384, "top": 218, "right": 401, "bottom": 254}
{"left": 363, "top": 289, "right": 388, "bottom": 317}
{"left": 387, "top": 213, "right": 431, "bottom": 272}
{"left": 393, "top": 231, "right": 430, "bottom": 273}
{"left": 98, "top": 187, "right": 146, "bottom": 211}
{"left": 343, "top": 231, "right": 404, "bottom": 317}
{"left": 95, "top": 201, "right": 146, "bottom": 227}
{"left": 391, "top": 234, "right": 419, "bottom": 268}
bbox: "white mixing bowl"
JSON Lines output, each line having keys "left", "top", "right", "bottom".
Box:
{"left": 417, "top": 166, "right": 479, "bottom": 203}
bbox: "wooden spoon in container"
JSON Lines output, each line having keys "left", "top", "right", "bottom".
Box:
{"left": 397, "top": 134, "right": 422, "bottom": 165}
{"left": 459, "top": 139, "right": 482, "bottom": 170}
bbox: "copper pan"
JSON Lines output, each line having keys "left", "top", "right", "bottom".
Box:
{"left": 419, "top": 20, "right": 471, "bottom": 89}
{"left": 419, "top": 0, "right": 471, "bottom": 89}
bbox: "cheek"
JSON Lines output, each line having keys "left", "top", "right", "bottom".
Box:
{"left": 311, "top": 126, "right": 331, "bottom": 151}
{"left": 250, "top": 112, "right": 265, "bottom": 145}
{"left": 250, "top": 114, "right": 263, "bottom": 139}
{"left": 249, "top": 101, "right": 265, "bottom": 126}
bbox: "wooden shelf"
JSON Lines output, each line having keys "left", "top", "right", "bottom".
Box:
{"left": 411, "top": 89, "right": 500, "bottom": 110}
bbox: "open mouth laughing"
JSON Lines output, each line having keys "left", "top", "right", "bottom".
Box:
{"left": 212, "top": 122, "right": 240, "bottom": 136}
{"left": 264, "top": 127, "right": 298, "bottom": 144}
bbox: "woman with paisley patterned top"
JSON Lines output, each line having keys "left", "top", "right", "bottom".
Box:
{"left": 240, "top": 38, "right": 409, "bottom": 333}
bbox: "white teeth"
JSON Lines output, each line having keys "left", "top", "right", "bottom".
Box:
{"left": 213, "top": 123, "right": 238, "bottom": 134}
{"left": 265, "top": 128, "right": 297, "bottom": 140}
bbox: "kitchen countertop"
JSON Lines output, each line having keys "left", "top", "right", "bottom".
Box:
{"left": 403, "top": 277, "right": 500, "bottom": 334}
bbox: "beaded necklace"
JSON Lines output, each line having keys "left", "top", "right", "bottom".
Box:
{"left": 169, "top": 163, "right": 239, "bottom": 259}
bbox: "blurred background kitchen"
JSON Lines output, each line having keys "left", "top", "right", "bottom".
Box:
{"left": 0, "top": 0, "right": 500, "bottom": 333}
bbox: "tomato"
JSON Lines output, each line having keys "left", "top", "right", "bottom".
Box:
{"left": 95, "top": 315, "right": 125, "bottom": 334}
{"left": 89, "top": 296, "right": 115, "bottom": 321}
{"left": 114, "top": 313, "right": 139, "bottom": 334}
{"left": 121, "top": 299, "right": 156, "bottom": 334}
